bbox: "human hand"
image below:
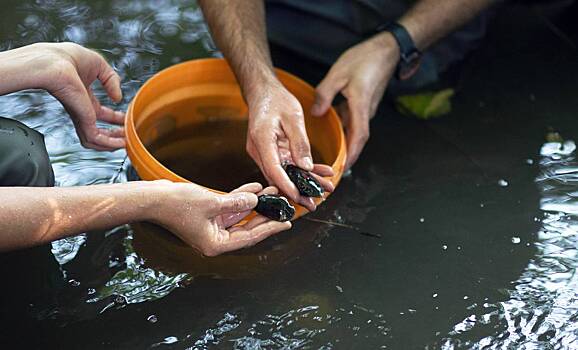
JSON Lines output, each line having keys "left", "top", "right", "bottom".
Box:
{"left": 19, "top": 42, "right": 125, "bottom": 151}
{"left": 311, "top": 33, "right": 400, "bottom": 170}
{"left": 246, "top": 81, "right": 335, "bottom": 211}
{"left": 152, "top": 181, "right": 292, "bottom": 256}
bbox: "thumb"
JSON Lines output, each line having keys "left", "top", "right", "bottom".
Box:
{"left": 215, "top": 192, "right": 258, "bottom": 215}
{"left": 311, "top": 71, "right": 346, "bottom": 117}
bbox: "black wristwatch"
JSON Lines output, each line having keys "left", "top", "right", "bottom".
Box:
{"left": 376, "top": 22, "right": 422, "bottom": 81}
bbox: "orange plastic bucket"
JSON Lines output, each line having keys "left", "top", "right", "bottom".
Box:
{"left": 126, "top": 58, "right": 346, "bottom": 219}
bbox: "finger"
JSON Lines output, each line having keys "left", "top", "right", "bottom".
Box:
{"left": 344, "top": 95, "right": 370, "bottom": 170}
{"left": 94, "top": 51, "right": 122, "bottom": 103}
{"left": 311, "top": 69, "right": 347, "bottom": 116}
{"left": 221, "top": 183, "right": 265, "bottom": 227}
{"left": 221, "top": 210, "right": 253, "bottom": 228}
{"left": 299, "top": 196, "right": 316, "bottom": 212}
{"left": 92, "top": 127, "right": 126, "bottom": 149}
{"left": 51, "top": 73, "right": 101, "bottom": 148}
{"left": 231, "top": 182, "right": 263, "bottom": 194}
{"left": 98, "top": 127, "right": 125, "bottom": 138}
{"left": 282, "top": 113, "right": 314, "bottom": 171}
{"left": 260, "top": 163, "right": 315, "bottom": 211}
{"left": 222, "top": 185, "right": 277, "bottom": 227}
{"left": 336, "top": 101, "right": 351, "bottom": 135}
{"left": 79, "top": 142, "right": 114, "bottom": 152}
{"left": 214, "top": 192, "right": 258, "bottom": 215}
{"left": 312, "top": 164, "right": 334, "bottom": 177}
{"left": 97, "top": 106, "right": 125, "bottom": 126}
{"left": 217, "top": 221, "right": 292, "bottom": 253}
{"left": 258, "top": 186, "right": 278, "bottom": 196}
{"left": 311, "top": 172, "right": 335, "bottom": 193}
{"left": 264, "top": 163, "right": 304, "bottom": 206}
{"left": 239, "top": 214, "right": 270, "bottom": 230}
{"left": 253, "top": 136, "right": 301, "bottom": 202}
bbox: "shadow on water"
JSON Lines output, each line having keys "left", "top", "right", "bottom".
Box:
{"left": 0, "top": 0, "right": 577, "bottom": 349}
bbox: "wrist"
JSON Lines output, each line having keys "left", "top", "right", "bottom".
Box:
{"left": 131, "top": 180, "right": 171, "bottom": 224}
{"left": 243, "top": 70, "right": 283, "bottom": 109}
{"left": 371, "top": 32, "right": 401, "bottom": 66}
{"left": 375, "top": 23, "right": 423, "bottom": 81}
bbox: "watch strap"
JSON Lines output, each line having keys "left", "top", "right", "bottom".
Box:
{"left": 377, "top": 22, "right": 422, "bottom": 81}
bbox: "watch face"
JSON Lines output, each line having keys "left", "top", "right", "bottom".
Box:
{"left": 398, "top": 52, "right": 422, "bottom": 81}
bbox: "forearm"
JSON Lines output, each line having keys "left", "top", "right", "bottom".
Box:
{"left": 0, "top": 44, "right": 48, "bottom": 95}
{"left": 198, "top": 0, "right": 277, "bottom": 105}
{"left": 0, "top": 182, "right": 161, "bottom": 251}
{"left": 399, "top": 0, "right": 495, "bottom": 51}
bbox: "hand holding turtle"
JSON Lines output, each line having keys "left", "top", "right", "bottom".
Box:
{"left": 245, "top": 80, "right": 335, "bottom": 211}
{"left": 151, "top": 181, "right": 291, "bottom": 256}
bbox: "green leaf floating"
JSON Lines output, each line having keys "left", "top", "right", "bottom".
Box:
{"left": 395, "top": 88, "right": 455, "bottom": 120}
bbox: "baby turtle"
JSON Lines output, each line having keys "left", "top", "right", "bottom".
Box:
{"left": 255, "top": 194, "right": 295, "bottom": 222}
{"left": 284, "top": 164, "right": 324, "bottom": 198}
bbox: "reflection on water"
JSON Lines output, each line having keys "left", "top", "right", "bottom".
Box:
{"left": 0, "top": 0, "right": 211, "bottom": 320}
{"left": 1, "top": 0, "right": 578, "bottom": 349}
{"left": 438, "top": 139, "right": 578, "bottom": 348}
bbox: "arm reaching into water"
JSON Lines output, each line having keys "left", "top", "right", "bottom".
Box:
{"left": 0, "top": 43, "right": 290, "bottom": 254}
{"left": 311, "top": 0, "right": 495, "bottom": 168}
{"left": 198, "top": 0, "right": 334, "bottom": 212}
{"left": 0, "top": 181, "right": 291, "bottom": 255}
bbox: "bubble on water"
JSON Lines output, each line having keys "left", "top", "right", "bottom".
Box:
{"left": 147, "top": 315, "right": 158, "bottom": 323}
{"left": 498, "top": 179, "right": 509, "bottom": 187}
{"left": 162, "top": 336, "right": 177, "bottom": 344}
{"left": 68, "top": 279, "right": 80, "bottom": 287}
{"left": 511, "top": 236, "right": 521, "bottom": 244}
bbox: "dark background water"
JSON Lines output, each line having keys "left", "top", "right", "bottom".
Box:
{"left": 0, "top": 0, "right": 578, "bottom": 349}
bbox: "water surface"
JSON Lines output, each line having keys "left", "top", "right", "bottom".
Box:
{"left": 0, "top": 1, "right": 578, "bottom": 349}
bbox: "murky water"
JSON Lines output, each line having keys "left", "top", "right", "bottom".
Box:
{"left": 147, "top": 120, "right": 325, "bottom": 192}
{"left": 1, "top": 1, "right": 578, "bottom": 349}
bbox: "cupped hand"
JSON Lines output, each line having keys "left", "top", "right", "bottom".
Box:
{"left": 153, "top": 181, "right": 292, "bottom": 257}
{"left": 246, "top": 82, "right": 335, "bottom": 211}
{"left": 311, "top": 33, "right": 400, "bottom": 170}
{"left": 30, "top": 42, "right": 125, "bottom": 151}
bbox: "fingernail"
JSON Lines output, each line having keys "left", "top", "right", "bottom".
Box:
{"left": 303, "top": 156, "right": 314, "bottom": 170}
